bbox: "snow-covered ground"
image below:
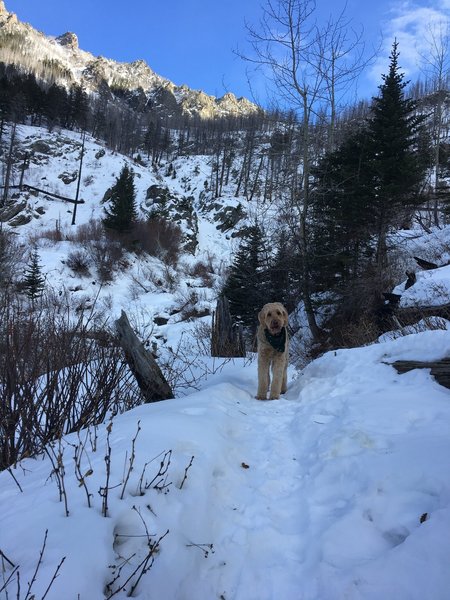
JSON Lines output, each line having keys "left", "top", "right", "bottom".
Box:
{"left": 1, "top": 328, "right": 450, "bottom": 599}
{"left": 2, "top": 123, "right": 450, "bottom": 599}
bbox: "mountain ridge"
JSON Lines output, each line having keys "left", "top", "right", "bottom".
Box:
{"left": 0, "top": 0, "right": 260, "bottom": 120}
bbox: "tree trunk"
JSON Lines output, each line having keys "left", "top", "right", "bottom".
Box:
{"left": 211, "top": 297, "right": 246, "bottom": 357}
{"left": 115, "top": 310, "right": 174, "bottom": 402}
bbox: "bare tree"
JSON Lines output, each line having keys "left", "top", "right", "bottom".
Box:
{"left": 241, "top": 0, "right": 323, "bottom": 340}
{"left": 316, "top": 8, "right": 371, "bottom": 150}
{"left": 418, "top": 20, "right": 450, "bottom": 226}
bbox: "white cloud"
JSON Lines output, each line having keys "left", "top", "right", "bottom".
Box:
{"left": 369, "top": 0, "right": 450, "bottom": 85}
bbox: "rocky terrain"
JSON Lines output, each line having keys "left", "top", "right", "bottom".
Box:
{"left": 0, "top": 0, "right": 260, "bottom": 120}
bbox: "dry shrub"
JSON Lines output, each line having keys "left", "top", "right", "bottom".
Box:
{"left": 66, "top": 249, "right": 91, "bottom": 276}
{"left": 189, "top": 260, "right": 215, "bottom": 287}
{"left": 334, "top": 314, "right": 381, "bottom": 348}
{"left": 88, "top": 237, "right": 124, "bottom": 283}
{"left": 0, "top": 229, "right": 24, "bottom": 290}
{"left": 68, "top": 218, "right": 104, "bottom": 244}
{"left": 0, "top": 298, "right": 141, "bottom": 470}
{"left": 174, "top": 289, "right": 210, "bottom": 321}
{"left": 30, "top": 220, "right": 65, "bottom": 243}
{"left": 125, "top": 218, "right": 182, "bottom": 266}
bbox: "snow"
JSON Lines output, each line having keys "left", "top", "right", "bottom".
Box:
{"left": 394, "top": 264, "right": 450, "bottom": 307}
{"left": 2, "top": 123, "right": 450, "bottom": 598}
{"left": 1, "top": 328, "right": 450, "bottom": 599}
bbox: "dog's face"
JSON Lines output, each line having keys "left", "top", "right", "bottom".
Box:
{"left": 258, "top": 302, "right": 288, "bottom": 335}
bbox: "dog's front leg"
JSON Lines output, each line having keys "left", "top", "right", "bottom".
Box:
{"left": 269, "top": 355, "right": 285, "bottom": 399}
{"left": 281, "top": 359, "right": 288, "bottom": 394}
{"left": 256, "top": 351, "right": 270, "bottom": 400}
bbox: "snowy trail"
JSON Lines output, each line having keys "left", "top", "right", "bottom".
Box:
{"left": 205, "top": 391, "right": 309, "bottom": 600}
{"left": 183, "top": 367, "right": 343, "bottom": 600}
{"left": 2, "top": 333, "right": 450, "bottom": 600}
{"left": 173, "top": 346, "right": 450, "bottom": 600}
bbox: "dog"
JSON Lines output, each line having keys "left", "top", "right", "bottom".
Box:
{"left": 256, "top": 302, "right": 289, "bottom": 400}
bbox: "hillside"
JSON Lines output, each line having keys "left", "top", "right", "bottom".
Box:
{"left": 1, "top": 123, "right": 250, "bottom": 290}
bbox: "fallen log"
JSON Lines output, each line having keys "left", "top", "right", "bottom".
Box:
{"left": 414, "top": 256, "right": 438, "bottom": 270}
{"left": 115, "top": 310, "right": 173, "bottom": 402}
{"left": 394, "top": 303, "right": 450, "bottom": 325}
{"left": 391, "top": 358, "right": 450, "bottom": 389}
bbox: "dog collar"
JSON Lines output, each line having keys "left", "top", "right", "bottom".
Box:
{"left": 264, "top": 327, "right": 286, "bottom": 353}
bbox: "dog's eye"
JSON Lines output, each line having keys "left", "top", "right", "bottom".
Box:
{"left": 267, "top": 312, "right": 272, "bottom": 316}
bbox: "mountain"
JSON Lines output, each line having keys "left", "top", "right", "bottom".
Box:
{"left": 0, "top": 0, "right": 260, "bottom": 120}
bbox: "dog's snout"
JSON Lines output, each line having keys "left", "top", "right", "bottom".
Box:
{"left": 271, "top": 319, "right": 281, "bottom": 329}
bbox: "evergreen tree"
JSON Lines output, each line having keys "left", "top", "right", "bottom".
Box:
{"left": 367, "top": 40, "right": 427, "bottom": 271}
{"left": 313, "top": 41, "right": 427, "bottom": 285}
{"left": 22, "top": 248, "right": 45, "bottom": 301}
{"left": 309, "top": 41, "right": 428, "bottom": 334}
{"left": 103, "top": 165, "right": 137, "bottom": 232}
{"left": 67, "top": 84, "right": 89, "bottom": 129}
{"left": 45, "top": 83, "right": 69, "bottom": 130}
{"left": 222, "top": 225, "right": 268, "bottom": 331}
{"left": 311, "top": 127, "right": 374, "bottom": 291}
{"left": 268, "top": 231, "right": 299, "bottom": 312}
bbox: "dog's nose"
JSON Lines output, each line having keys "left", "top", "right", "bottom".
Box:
{"left": 271, "top": 319, "right": 280, "bottom": 329}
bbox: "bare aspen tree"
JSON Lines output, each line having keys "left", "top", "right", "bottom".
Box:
{"left": 419, "top": 21, "right": 450, "bottom": 226}
{"left": 241, "top": 0, "right": 323, "bottom": 340}
{"left": 316, "top": 9, "right": 369, "bottom": 151}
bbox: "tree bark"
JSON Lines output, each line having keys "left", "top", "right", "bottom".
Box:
{"left": 115, "top": 310, "right": 173, "bottom": 402}
{"left": 211, "top": 297, "right": 246, "bottom": 357}
{"left": 391, "top": 358, "right": 450, "bottom": 389}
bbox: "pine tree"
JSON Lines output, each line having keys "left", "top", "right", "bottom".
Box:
{"left": 222, "top": 225, "right": 268, "bottom": 331}
{"left": 311, "top": 127, "right": 374, "bottom": 290}
{"left": 103, "top": 165, "right": 137, "bottom": 232}
{"left": 313, "top": 41, "right": 427, "bottom": 288}
{"left": 23, "top": 248, "right": 45, "bottom": 301}
{"left": 367, "top": 40, "right": 427, "bottom": 271}
{"left": 309, "top": 41, "right": 429, "bottom": 333}
{"left": 67, "top": 84, "right": 89, "bottom": 130}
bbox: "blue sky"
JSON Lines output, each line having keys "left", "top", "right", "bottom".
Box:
{"left": 4, "top": 0, "right": 450, "bottom": 105}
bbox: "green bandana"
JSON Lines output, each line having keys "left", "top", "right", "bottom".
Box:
{"left": 264, "top": 327, "right": 286, "bottom": 353}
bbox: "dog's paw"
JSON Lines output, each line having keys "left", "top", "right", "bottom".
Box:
{"left": 268, "top": 394, "right": 280, "bottom": 400}
{"left": 255, "top": 394, "right": 268, "bottom": 400}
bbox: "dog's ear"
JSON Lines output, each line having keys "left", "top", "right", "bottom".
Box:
{"left": 258, "top": 307, "right": 266, "bottom": 324}
{"left": 282, "top": 307, "right": 289, "bottom": 326}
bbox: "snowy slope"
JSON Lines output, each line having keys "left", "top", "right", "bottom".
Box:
{"left": 1, "top": 329, "right": 450, "bottom": 599}
{"left": 4, "top": 124, "right": 249, "bottom": 347}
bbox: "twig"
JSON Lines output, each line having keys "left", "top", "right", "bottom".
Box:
{"left": 186, "top": 542, "right": 215, "bottom": 558}
{"left": 41, "top": 556, "right": 66, "bottom": 600}
{"left": 0, "top": 549, "right": 15, "bottom": 568}
{"left": 179, "top": 456, "right": 194, "bottom": 490}
{"left": 6, "top": 468, "right": 23, "bottom": 493}
{"left": 99, "top": 420, "right": 113, "bottom": 517}
{"left": 105, "top": 530, "right": 169, "bottom": 598}
{"left": 120, "top": 421, "right": 141, "bottom": 500}
{"left": 25, "top": 529, "right": 50, "bottom": 599}
{"left": 0, "top": 565, "right": 19, "bottom": 594}
{"left": 71, "top": 432, "right": 94, "bottom": 508}
{"left": 146, "top": 450, "right": 172, "bottom": 493}
{"left": 44, "top": 441, "right": 69, "bottom": 516}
